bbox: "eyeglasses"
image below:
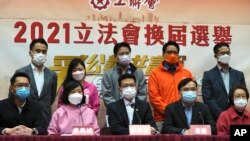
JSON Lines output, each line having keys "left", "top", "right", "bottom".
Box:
{"left": 165, "top": 50, "right": 178, "bottom": 54}
{"left": 14, "top": 83, "right": 30, "bottom": 88}
{"left": 120, "top": 84, "right": 136, "bottom": 88}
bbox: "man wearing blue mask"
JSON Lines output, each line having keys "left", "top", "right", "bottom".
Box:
{"left": 161, "top": 78, "right": 216, "bottom": 135}
{"left": 0, "top": 72, "right": 47, "bottom": 135}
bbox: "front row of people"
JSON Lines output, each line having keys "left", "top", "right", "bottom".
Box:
{"left": 0, "top": 72, "right": 249, "bottom": 135}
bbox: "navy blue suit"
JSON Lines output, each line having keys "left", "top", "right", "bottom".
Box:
{"left": 107, "top": 99, "right": 157, "bottom": 135}
{"left": 202, "top": 66, "right": 246, "bottom": 121}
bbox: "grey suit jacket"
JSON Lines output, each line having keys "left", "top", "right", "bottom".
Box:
{"left": 15, "top": 64, "right": 57, "bottom": 125}
{"left": 202, "top": 66, "right": 246, "bottom": 121}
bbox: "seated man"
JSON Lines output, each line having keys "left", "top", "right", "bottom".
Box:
{"left": 0, "top": 72, "right": 47, "bottom": 135}
{"left": 161, "top": 78, "right": 216, "bottom": 135}
{"left": 107, "top": 73, "right": 157, "bottom": 135}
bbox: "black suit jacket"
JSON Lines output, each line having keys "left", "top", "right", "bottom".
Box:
{"left": 202, "top": 66, "right": 246, "bottom": 121}
{"left": 107, "top": 99, "right": 157, "bottom": 135}
{"left": 162, "top": 100, "right": 216, "bottom": 135}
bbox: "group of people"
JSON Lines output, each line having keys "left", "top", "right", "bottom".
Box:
{"left": 0, "top": 38, "right": 249, "bottom": 136}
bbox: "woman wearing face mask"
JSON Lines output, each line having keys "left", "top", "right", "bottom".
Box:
{"left": 57, "top": 58, "right": 100, "bottom": 115}
{"left": 216, "top": 85, "right": 250, "bottom": 135}
{"left": 48, "top": 80, "right": 100, "bottom": 135}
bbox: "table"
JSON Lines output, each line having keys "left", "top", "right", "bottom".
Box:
{"left": 0, "top": 134, "right": 229, "bottom": 141}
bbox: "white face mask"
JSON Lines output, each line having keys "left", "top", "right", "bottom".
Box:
{"left": 218, "top": 54, "right": 230, "bottom": 64}
{"left": 234, "top": 98, "right": 248, "bottom": 110}
{"left": 72, "top": 71, "right": 85, "bottom": 81}
{"left": 122, "top": 86, "right": 136, "bottom": 100}
{"left": 33, "top": 53, "right": 46, "bottom": 66}
{"left": 68, "top": 92, "right": 83, "bottom": 105}
{"left": 118, "top": 54, "right": 131, "bottom": 65}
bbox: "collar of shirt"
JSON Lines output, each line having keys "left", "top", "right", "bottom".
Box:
{"left": 123, "top": 98, "right": 135, "bottom": 107}
{"left": 17, "top": 100, "right": 26, "bottom": 114}
{"left": 164, "top": 62, "right": 178, "bottom": 71}
{"left": 217, "top": 64, "right": 229, "bottom": 73}
{"left": 31, "top": 63, "right": 45, "bottom": 72}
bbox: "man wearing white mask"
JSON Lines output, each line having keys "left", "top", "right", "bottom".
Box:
{"left": 15, "top": 38, "right": 58, "bottom": 127}
{"left": 162, "top": 78, "right": 216, "bottom": 135}
{"left": 102, "top": 42, "right": 147, "bottom": 106}
{"left": 216, "top": 85, "right": 250, "bottom": 135}
{"left": 202, "top": 42, "right": 246, "bottom": 122}
{"left": 107, "top": 73, "right": 157, "bottom": 135}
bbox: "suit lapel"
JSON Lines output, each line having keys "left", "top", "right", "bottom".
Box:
{"left": 40, "top": 67, "right": 49, "bottom": 98}
{"left": 177, "top": 101, "right": 189, "bottom": 128}
{"left": 214, "top": 66, "right": 227, "bottom": 93}
{"left": 118, "top": 100, "right": 129, "bottom": 125}
{"left": 27, "top": 65, "right": 39, "bottom": 98}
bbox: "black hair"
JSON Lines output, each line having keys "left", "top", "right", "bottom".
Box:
{"left": 118, "top": 73, "right": 136, "bottom": 87}
{"left": 113, "top": 42, "right": 131, "bottom": 56}
{"left": 10, "top": 72, "right": 30, "bottom": 85}
{"left": 61, "top": 80, "right": 86, "bottom": 105}
{"left": 228, "top": 85, "right": 249, "bottom": 106}
{"left": 162, "top": 41, "right": 180, "bottom": 54}
{"left": 213, "top": 42, "right": 230, "bottom": 54}
{"left": 178, "top": 78, "right": 197, "bottom": 91}
{"left": 29, "top": 38, "right": 48, "bottom": 50}
{"left": 62, "top": 58, "right": 86, "bottom": 87}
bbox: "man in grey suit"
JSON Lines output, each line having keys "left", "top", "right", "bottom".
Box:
{"left": 202, "top": 42, "right": 246, "bottom": 122}
{"left": 15, "top": 38, "right": 57, "bottom": 126}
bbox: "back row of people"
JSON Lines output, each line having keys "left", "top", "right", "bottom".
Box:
{"left": 0, "top": 38, "right": 248, "bottom": 135}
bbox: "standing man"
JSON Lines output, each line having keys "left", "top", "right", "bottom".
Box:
{"left": 102, "top": 42, "right": 147, "bottom": 106}
{"left": 107, "top": 73, "right": 157, "bottom": 135}
{"left": 202, "top": 42, "right": 246, "bottom": 122}
{"left": 15, "top": 38, "right": 58, "bottom": 126}
{"left": 0, "top": 72, "right": 47, "bottom": 135}
{"left": 148, "top": 41, "right": 193, "bottom": 131}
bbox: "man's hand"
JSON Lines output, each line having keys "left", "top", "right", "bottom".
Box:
{"left": 4, "top": 125, "right": 33, "bottom": 135}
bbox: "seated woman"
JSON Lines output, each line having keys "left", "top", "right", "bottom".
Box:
{"left": 217, "top": 85, "right": 250, "bottom": 135}
{"left": 48, "top": 80, "right": 100, "bottom": 135}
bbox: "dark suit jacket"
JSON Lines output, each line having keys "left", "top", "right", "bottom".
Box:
{"left": 107, "top": 99, "right": 157, "bottom": 135}
{"left": 15, "top": 64, "right": 57, "bottom": 125}
{"left": 0, "top": 97, "right": 47, "bottom": 135}
{"left": 202, "top": 66, "right": 246, "bottom": 121}
{"left": 161, "top": 100, "right": 216, "bottom": 135}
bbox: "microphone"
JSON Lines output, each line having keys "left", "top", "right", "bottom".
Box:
{"left": 198, "top": 111, "right": 204, "bottom": 125}
{"left": 130, "top": 103, "right": 141, "bottom": 124}
{"left": 78, "top": 105, "right": 84, "bottom": 125}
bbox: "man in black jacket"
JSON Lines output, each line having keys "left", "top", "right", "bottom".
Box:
{"left": 0, "top": 72, "right": 47, "bottom": 135}
{"left": 107, "top": 73, "right": 157, "bottom": 135}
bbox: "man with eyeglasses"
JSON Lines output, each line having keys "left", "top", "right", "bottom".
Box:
{"left": 0, "top": 72, "right": 47, "bottom": 135}
{"left": 148, "top": 41, "right": 193, "bottom": 132}
{"left": 107, "top": 73, "right": 157, "bottom": 135}
{"left": 161, "top": 78, "right": 216, "bottom": 135}
{"left": 202, "top": 42, "right": 246, "bottom": 122}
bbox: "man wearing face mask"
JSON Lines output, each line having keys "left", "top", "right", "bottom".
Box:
{"left": 161, "top": 78, "right": 216, "bottom": 135}
{"left": 14, "top": 38, "right": 58, "bottom": 127}
{"left": 216, "top": 85, "right": 250, "bottom": 135}
{"left": 148, "top": 41, "right": 193, "bottom": 131}
{"left": 102, "top": 42, "right": 147, "bottom": 106}
{"left": 0, "top": 72, "right": 47, "bottom": 135}
{"left": 107, "top": 74, "right": 157, "bottom": 135}
{"left": 202, "top": 42, "right": 246, "bottom": 122}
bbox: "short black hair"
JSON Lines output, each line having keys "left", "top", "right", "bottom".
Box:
{"left": 162, "top": 41, "right": 180, "bottom": 54}
{"left": 228, "top": 85, "right": 249, "bottom": 106}
{"left": 10, "top": 72, "right": 30, "bottom": 85}
{"left": 178, "top": 78, "right": 197, "bottom": 91}
{"left": 213, "top": 42, "right": 229, "bottom": 54}
{"left": 113, "top": 42, "right": 131, "bottom": 55}
{"left": 29, "top": 38, "right": 48, "bottom": 50}
{"left": 61, "top": 80, "right": 86, "bottom": 105}
{"left": 118, "top": 73, "right": 136, "bottom": 87}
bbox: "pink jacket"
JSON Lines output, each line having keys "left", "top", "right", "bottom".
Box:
{"left": 57, "top": 81, "right": 100, "bottom": 115}
{"left": 48, "top": 105, "right": 100, "bottom": 135}
{"left": 217, "top": 106, "right": 250, "bottom": 135}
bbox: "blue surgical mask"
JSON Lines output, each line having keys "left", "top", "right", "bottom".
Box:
{"left": 181, "top": 91, "right": 197, "bottom": 103}
{"left": 15, "top": 87, "right": 30, "bottom": 101}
